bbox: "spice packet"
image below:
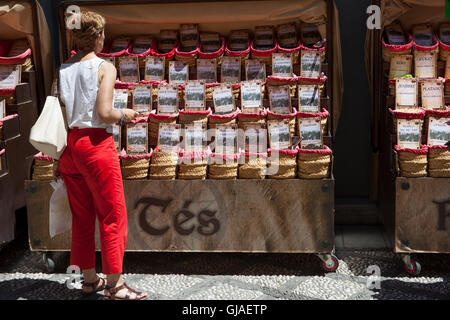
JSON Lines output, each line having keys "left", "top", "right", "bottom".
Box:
{"left": 420, "top": 79, "right": 444, "bottom": 110}
{"left": 240, "top": 81, "right": 263, "bottom": 113}
{"left": 300, "top": 23, "right": 322, "bottom": 47}
{"left": 395, "top": 78, "right": 418, "bottom": 110}
{"left": 200, "top": 32, "right": 221, "bottom": 52}
{"left": 268, "top": 119, "right": 291, "bottom": 150}
{"left": 221, "top": 57, "right": 241, "bottom": 83}
{"left": 412, "top": 24, "right": 433, "bottom": 47}
{"left": 277, "top": 23, "right": 298, "bottom": 48}
{"left": 0, "top": 65, "right": 21, "bottom": 88}
{"left": 113, "top": 89, "right": 129, "bottom": 109}
{"left": 183, "top": 123, "right": 207, "bottom": 152}
{"left": 215, "top": 124, "right": 238, "bottom": 154}
{"left": 414, "top": 51, "right": 436, "bottom": 79}
{"left": 145, "top": 56, "right": 165, "bottom": 81}
{"left": 157, "top": 85, "right": 179, "bottom": 114}
{"left": 272, "top": 52, "right": 293, "bottom": 77}
{"left": 298, "top": 85, "right": 320, "bottom": 113}
{"left": 132, "top": 85, "right": 152, "bottom": 115}
{"left": 300, "top": 51, "right": 321, "bottom": 78}
{"left": 268, "top": 85, "right": 292, "bottom": 114}
{"left": 298, "top": 117, "right": 323, "bottom": 149}
{"left": 384, "top": 22, "right": 406, "bottom": 45}
{"left": 229, "top": 29, "right": 249, "bottom": 51}
{"left": 397, "top": 118, "right": 421, "bottom": 149}
{"left": 242, "top": 123, "right": 267, "bottom": 153}
{"left": 132, "top": 37, "right": 152, "bottom": 54}
{"left": 126, "top": 122, "right": 148, "bottom": 154}
{"left": 427, "top": 117, "right": 450, "bottom": 146}
{"left": 254, "top": 25, "right": 275, "bottom": 48}
{"left": 184, "top": 80, "right": 206, "bottom": 111}
{"left": 158, "top": 123, "right": 181, "bottom": 153}
{"left": 245, "top": 59, "right": 266, "bottom": 81}
{"left": 169, "top": 60, "right": 189, "bottom": 84}
{"left": 119, "top": 56, "right": 140, "bottom": 83}
{"left": 180, "top": 24, "right": 199, "bottom": 49}
{"left": 389, "top": 54, "right": 412, "bottom": 79}
{"left": 197, "top": 58, "right": 217, "bottom": 83}
{"left": 213, "top": 84, "right": 235, "bottom": 115}
{"left": 159, "top": 30, "right": 178, "bottom": 52}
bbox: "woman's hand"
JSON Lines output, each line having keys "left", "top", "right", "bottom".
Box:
{"left": 122, "top": 108, "right": 139, "bottom": 122}
{"left": 52, "top": 160, "right": 60, "bottom": 182}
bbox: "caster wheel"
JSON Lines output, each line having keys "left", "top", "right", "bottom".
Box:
{"left": 322, "top": 254, "right": 339, "bottom": 272}
{"left": 404, "top": 258, "right": 421, "bottom": 276}
{"left": 43, "top": 253, "right": 55, "bottom": 273}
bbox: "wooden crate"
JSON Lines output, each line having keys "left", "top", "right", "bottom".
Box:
{"left": 24, "top": 179, "right": 335, "bottom": 253}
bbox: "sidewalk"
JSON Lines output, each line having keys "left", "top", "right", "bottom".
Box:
{"left": 0, "top": 225, "right": 448, "bottom": 300}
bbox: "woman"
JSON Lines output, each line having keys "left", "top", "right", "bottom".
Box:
{"left": 53, "top": 10, "right": 147, "bottom": 300}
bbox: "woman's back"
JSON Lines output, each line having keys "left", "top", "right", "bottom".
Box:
{"left": 59, "top": 56, "right": 111, "bottom": 132}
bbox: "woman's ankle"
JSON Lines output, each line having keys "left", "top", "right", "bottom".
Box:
{"left": 106, "top": 273, "right": 123, "bottom": 288}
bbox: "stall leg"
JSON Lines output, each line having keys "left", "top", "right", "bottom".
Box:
{"left": 317, "top": 253, "right": 339, "bottom": 272}
{"left": 400, "top": 254, "right": 421, "bottom": 276}
{"left": 42, "top": 252, "right": 55, "bottom": 273}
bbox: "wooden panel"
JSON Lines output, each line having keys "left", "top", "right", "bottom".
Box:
{"left": 25, "top": 179, "right": 334, "bottom": 253}
{"left": 1, "top": 116, "right": 20, "bottom": 141}
{"left": 395, "top": 177, "right": 450, "bottom": 253}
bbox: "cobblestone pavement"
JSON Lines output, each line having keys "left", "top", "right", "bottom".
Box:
{"left": 0, "top": 228, "right": 449, "bottom": 300}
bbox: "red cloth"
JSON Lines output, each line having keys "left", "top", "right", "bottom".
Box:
{"left": 59, "top": 127, "right": 127, "bottom": 274}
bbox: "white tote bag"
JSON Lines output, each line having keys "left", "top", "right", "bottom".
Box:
{"left": 29, "top": 95, "right": 67, "bottom": 160}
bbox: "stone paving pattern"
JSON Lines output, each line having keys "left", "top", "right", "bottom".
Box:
{"left": 0, "top": 229, "right": 449, "bottom": 300}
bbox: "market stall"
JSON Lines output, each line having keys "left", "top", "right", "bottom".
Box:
{"left": 0, "top": 0, "right": 53, "bottom": 245}
{"left": 25, "top": 0, "right": 344, "bottom": 272}
{"left": 367, "top": 0, "right": 450, "bottom": 275}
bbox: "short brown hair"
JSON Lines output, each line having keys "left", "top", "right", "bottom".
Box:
{"left": 69, "top": 10, "right": 105, "bottom": 51}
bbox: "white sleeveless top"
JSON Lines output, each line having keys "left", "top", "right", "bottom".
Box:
{"left": 59, "top": 56, "right": 112, "bottom": 133}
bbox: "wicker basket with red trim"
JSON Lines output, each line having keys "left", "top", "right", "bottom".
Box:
{"left": 225, "top": 40, "right": 251, "bottom": 67}
{"left": 250, "top": 40, "right": 278, "bottom": 70}
{"left": 424, "top": 108, "right": 450, "bottom": 137}
{"left": 238, "top": 151, "right": 267, "bottom": 179}
{"left": 178, "top": 149, "right": 209, "bottom": 180}
{"left": 149, "top": 147, "right": 179, "bottom": 180}
{"left": 382, "top": 33, "right": 414, "bottom": 62}
{"left": 178, "top": 108, "right": 211, "bottom": 126}
{"left": 119, "top": 149, "right": 152, "bottom": 180}
{"left": 296, "top": 108, "right": 329, "bottom": 137}
{"left": 267, "top": 108, "right": 297, "bottom": 136}
{"left": 394, "top": 145, "right": 428, "bottom": 177}
{"left": 266, "top": 75, "right": 298, "bottom": 98}
{"left": 267, "top": 148, "right": 298, "bottom": 179}
{"left": 277, "top": 40, "right": 302, "bottom": 65}
{"left": 126, "top": 39, "right": 155, "bottom": 77}
{"left": 413, "top": 34, "right": 440, "bottom": 58}
{"left": 428, "top": 145, "right": 450, "bottom": 177}
{"left": 199, "top": 38, "right": 226, "bottom": 66}
{"left": 148, "top": 110, "right": 178, "bottom": 147}
{"left": 139, "top": 79, "right": 168, "bottom": 102}
{"left": 151, "top": 40, "right": 178, "bottom": 70}
{"left": 237, "top": 108, "right": 267, "bottom": 129}
{"left": 299, "top": 43, "right": 326, "bottom": 64}
{"left": 32, "top": 153, "right": 54, "bottom": 181}
{"left": 438, "top": 38, "right": 450, "bottom": 61}
{"left": 97, "top": 39, "right": 132, "bottom": 69}
{"left": 297, "top": 75, "right": 326, "bottom": 98}
{"left": 389, "top": 108, "right": 425, "bottom": 133}
{"left": 0, "top": 39, "right": 33, "bottom": 71}
{"left": 208, "top": 109, "right": 239, "bottom": 129}
{"left": 297, "top": 146, "right": 332, "bottom": 179}
{"left": 208, "top": 153, "right": 239, "bottom": 179}
{"left": 175, "top": 43, "right": 200, "bottom": 67}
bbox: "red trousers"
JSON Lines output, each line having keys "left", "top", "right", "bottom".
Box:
{"left": 59, "top": 127, "right": 127, "bottom": 275}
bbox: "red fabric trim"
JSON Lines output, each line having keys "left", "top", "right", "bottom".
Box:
{"left": 125, "top": 39, "right": 155, "bottom": 58}
{"left": 33, "top": 152, "right": 53, "bottom": 161}
{"left": 394, "top": 145, "right": 428, "bottom": 154}
{"left": 267, "top": 108, "right": 297, "bottom": 119}
{"left": 0, "top": 40, "right": 32, "bottom": 64}
{"left": 298, "top": 42, "right": 326, "bottom": 53}
{"left": 119, "top": 148, "right": 153, "bottom": 159}
{"left": 298, "top": 145, "right": 332, "bottom": 154}
{"left": 175, "top": 43, "right": 200, "bottom": 57}
{"left": 428, "top": 145, "right": 448, "bottom": 150}
{"left": 250, "top": 40, "right": 278, "bottom": 56}
{"left": 425, "top": 109, "right": 450, "bottom": 117}
{"left": 127, "top": 116, "right": 149, "bottom": 124}
{"left": 149, "top": 110, "right": 179, "bottom": 119}
{"left": 0, "top": 114, "right": 19, "bottom": 126}
{"left": 179, "top": 108, "right": 212, "bottom": 115}
{"left": 209, "top": 109, "right": 239, "bottom": 119}
{"left": 266, "top": 75, "right": 298, "bottom": 83}
{"left": 0, "top": 149, "right": 5, "bottom": 157}
{"left": 225, "top": 39, "right": 251, "bottom": 56}
{"left": 150, "top": 40, "right": 178, "bottom": 58}
{"left": 413, "top": 35, "right": 439, "bottom": 51}
{"left": 389, "top": 108, "right": 426, "bottom": 119}
{"left": 97, "top": 40, "right": 131, "bottom": 57}
{"left": 209, "top": 153, "right": 240, "bottom": 161}
{"left": 297, "top": 75, "right": 327, "bottom": 83}
{"left": 199, "top": 38, "right": 225, "bottom": 59}
{"left": 139, "top": 80, "right": 168, "bottom": 87}
{"left": 114, "top": 81, "right": 135, "bottom": 90}
{"left": 439, "top": 38, "right": 450, "bottom": 51}
{"left": 240, "top": 151, "right": 268, "bottom": 158}
{"left": 0, "top": 87, "right": 16, "bottom": 95}
{"left": 154, "top": 146, "right": 183, "bottom": 154}
{"left": 268, "top": 148, "right": 298, "bottom": 156}
{"left": 297, "top": 108, "right": 329, "bottom": 119}
{"left": 277, "top": 40, "right": 302, "bottom": 53}
{"left": 179, "top": 149, "right": 210, "bottom": 160}
{"left": 381, "top": 33, "right": 414, "bottom": 52}
{"left": 237, "top": 109, "right": 267, "bottom": 118}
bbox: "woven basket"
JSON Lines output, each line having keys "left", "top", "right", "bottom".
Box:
{"left": 300, "top": 44, "right": 326, "bottom": 64}
{"left": 120, "top": 151, "right": 152, "bottom": 180}
{"left": 178, "top": 109, "right": 211, "bottom": 126}
{"left": 297, "top": 146, "right": 332, "bottom": 179}
{"left": 208, "top": 110, "right": 239, "bottom": 129}
{"left": 225, "top": 40, "right": 251, "bottom": 67}
{"left": 267, "top": 109, "right": 297, "bottom": 136}
{"left": 424, "top": 109, "right": 450, "bottom": 138}
{"left": 267, "top": 148, "right": 298, "bottom": 179}
{"left": 148, "top": 111, "right": 178, "bottom": 147}
{"left": 438, "top": 39, "right": 450, "bottom": 61}
{"left": 297, "top": 76, "right": 326, "bottom": 98}
{"left": 277, "top": 40, "right": 302, "bottom": 65}
{"left": 250, "top": 40, "right": 278, "bottom": 71}
{"left": 149, "top": 150, "right": 178, "bottom": 180}
{"left": 266, "top": 76, "right": 298, "bottom": 98}
{"left": 237, "top": 110, "right": 267, "bottom": 130}
{"left": 178, "top": 150, "right": 208, "bottom": 180}
{"left": 296, "top": 108, "right": 329, "bottom": 137}
{"left": 208, "top": 153, "right": 239, "bottom": 179}
{"left": 238, "top": 152, "right": 267, "bottom": 179}
{"left": 428, "top": 146, "right": 450, "bottom": 177}
{"left": 199, "top": 38, "right": 225, "bottom": 66}
{"left": 32, "top": 154, "right": 54, "bottom": 181}
{"left": 175, "top": 44, "right": 200, "bottom": 67}
{"left": 413, "top": 35, "right": 440, "bottom": 59}
{"left": 382, "top": 34, "right": 414, "bottom": 62}
{"left": 0, "top": 40, "right": 34, "bottom": 71}
{"left": 395, "top": 145, "right": 428, "bottom": 177}
{"left": 151, "top": 40, "right": 177, "bottom": 70}
{"left": 389, "top": 108, "right": 425, "bottom": 134}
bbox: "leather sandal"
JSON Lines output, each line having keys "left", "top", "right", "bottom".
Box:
{"left": 104, "top": 283, "right": 147, "bottom": 300}
{"left": 81, "top": 277, "right": 106, "bottom": 295}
